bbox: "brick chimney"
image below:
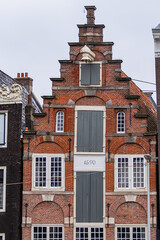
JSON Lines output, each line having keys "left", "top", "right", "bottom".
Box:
{"left": 152, "top": 24, "right": 160, "bottom": 237}
{"left": 15, "top": 72, "right": 33, "bottom": 94}
{"left": 85, "top": 6, "right": 96, "bottom": 25}
{"left": 77, "top": 6, "right": 105, "bottom": 43}
{"left": 15, "top": 72, "right": 34, "bottom": 130}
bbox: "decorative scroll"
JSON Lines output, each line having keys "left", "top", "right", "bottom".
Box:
{"left": 0, "top": 84, "right": 22, "bottom": 102}
{"left": 80, "top": 45, "right": 95, "bottom": 62}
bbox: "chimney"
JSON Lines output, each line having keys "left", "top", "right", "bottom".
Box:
{"left": 15, "top": 72, "right": 33, "bottom": 94}
{"left": 85, "top": 6, "right": 96, "bottom": 24}
{"left": 152, "top": 24, "right": 160, "bottom": 237}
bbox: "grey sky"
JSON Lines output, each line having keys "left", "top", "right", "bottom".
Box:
{"left": 0, "top": 0, "right": 159, "bottom": 104}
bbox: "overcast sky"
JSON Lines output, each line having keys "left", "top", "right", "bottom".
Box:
{"left": 0, "top": 0, "right": 159, "bottom": 104}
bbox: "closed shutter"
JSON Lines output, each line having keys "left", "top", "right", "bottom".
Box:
{"left": 76, "top": 172, "right": 103, "bottom": 222}
{"left": 81, "top": 64, "right": 90, "bottom": 85}
{"left": 90, "top": 64, "right": 100, "bottom": 85}
{"left": 77, "top": 111, "right": 103, "bottom": 152}
{"left": 81, "top": 64, "right": 100, "bottom": 85}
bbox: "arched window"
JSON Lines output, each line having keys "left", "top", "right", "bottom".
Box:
{"left": 117, "top": 112, "right": 125, "bottom": 133}
{"left": 56, "top": 111, "right": 64, "bottom": 132}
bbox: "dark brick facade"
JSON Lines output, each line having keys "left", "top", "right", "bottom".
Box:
{"left": 0, "top": 103, "right": 22, "bottom": 240}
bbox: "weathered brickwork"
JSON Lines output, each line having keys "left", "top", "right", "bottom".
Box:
{"left": 22, "top": 6, "right": 157, "bottom": 240}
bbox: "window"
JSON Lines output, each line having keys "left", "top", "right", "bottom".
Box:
{"left": 75, "top": 107, "right": 105, "bottom": 153}
{"left": 33, "top": 226, "right": 63, "bottom": 240}
{"left": 33, "top": 154, "right": 64, "bottom": 191}
{"left": 0, "top": 167, "right": 6, "bottom": 212}
{"left": 76, "top": 172, "right": 103, "bottom": 223}
{"left": 117, "top": 112, "right": 125, "bottom": 133}
{"left": 115, "top": 155, "right": 146, "bottom": 190}
{"left": 56, "top": 111, "right": 64, "bottom": 132}
{"left": 116, "top": 226, "right": 146, "bottom": 240}
{"left": 0, "top": 112, "right": 7, "bottom": 147}
{"left": 76, "top": 227, "right": 104, "bottom": 240}
{"left": 0, "top": 234, "right": 5, "bottom": 240}
{"left": 80, "top": 63, "right": 101, "bottom": 86}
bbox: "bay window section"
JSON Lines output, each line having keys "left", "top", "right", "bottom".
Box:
{"left": 115, "top": 155, "right": 146, "bottom": 191}
{"left": 33, "top": 155, "right": 64, "bottom": 191}
{"left": 33, "top": 226, "right": 63, "bottom": 240}
{"left": 75, "top": 227, "right": 104, "bottom": 240}
{"left": 116, "top": 226, "right": 146, "bottom": 240}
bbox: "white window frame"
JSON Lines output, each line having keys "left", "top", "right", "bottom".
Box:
{"left": 79, "top": 62, "right": 102, "bottom": 87}
{"left": 115, "top": 225, "right": 147, "bottom": 240}
{"left": 56, "top": 111, "right": 64, "bottom": 132}
{"left": 0, "top": 233, "right": 5, "bottom": 240}
{"left": 114, "top": 155, "right": 147, "bottom": 192}
{"left": 0, "top": 111, "right": 8, "bottom": 148}
{"left": 117, "top": 112, "right": 125, "bottom": 133}
{"left": 32, "top": 225, "right": 64, "bottom": 240}
{"left": 0, "top": 167, "right": 6, "bottom": 212}
{"left": 32, "top": 154, "right": 65, "bottom": 191}
{"left": 75, "top": 225, "right": 105, "bottom": 240}
{"left": 74, "top": 106, "right": 106, "bottom": 155}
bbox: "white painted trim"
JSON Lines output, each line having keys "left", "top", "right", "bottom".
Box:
{"left": 56, "top": 111, "right": 64, "bottom": 133}
{"left": 115, "top": 224, "right": 147, "bottom": 240}
{"left": 32, "top": 225, "right": 64, "bottom": 240}
{"left": 0, "top": 111, "right": 8, "bottom": 148}
{"left": 79, "top": 61, "right": 102, "bottom": 87}
{"left": 32, "top": 154, "right": 65, "bottom": 192}
{"left": 114, "top": 154, "right": 147, "bottom": 192}
{"left": 117, "top": 111, "right": 125, "bottom": 134}
{"left": 0, "top": 233, "right": 5, "bottom": 240}
{"left": 0, "top": 166, "right": 6, "bottom": 212}
{"left": 74, "top": 106, "right": 106, "bottom": 154}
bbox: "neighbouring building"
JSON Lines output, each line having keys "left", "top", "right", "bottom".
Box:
{"left": 0, "top": 71, "right": 41, "bottom": 240}
{"left": 22, "top": 6, "right": 157, "bottom": 240}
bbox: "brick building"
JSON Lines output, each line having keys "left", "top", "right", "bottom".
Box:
{"left": 22, "top": 6, "right": 157, "bottom": 240}
{"left": 0, "top": 71, "right": 41, "bottom": 240}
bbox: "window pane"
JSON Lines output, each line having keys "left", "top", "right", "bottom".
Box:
{"left": 0, "top": 169, "right": 4, "bottom": 209}
{"left": 91, "top": 228, "right": 103, "bottom": 240}
{"left": 117, "top": 158, "right": 129, "bottom": 188}
{"left": 76, "top": 228, "right": 88, "bottom": 240}
{"left": 49, "top": 227, "right": 63, "bottom": 240}
{"left": 117, "top": 227, "right": 130, "bottom": 240}
{"left": 133, "top": 158, "right": 144, "bottom": 188}
{"left": 117, "top": 112, "right": 125, "bottom": 133}
{"left": 51, "top": 157, "right": 62, "bottom": 187}
{"left": 0, "top": 114, "right": 5, "bottom": 145}
{"left": 33, "top": 227, "right": 47, "bottom": 240}
{"left": 133, "top": 227, "right": 145, "bottom": 240}
{"left": 35, "top": 157, "right": 46, "bottom": 187}
{"left": 56, "top": 112, "right": 64, "bottom": 132}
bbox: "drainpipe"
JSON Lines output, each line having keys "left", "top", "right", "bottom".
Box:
{"left": 152, "top": 24, "right": 160, "bottom": 239}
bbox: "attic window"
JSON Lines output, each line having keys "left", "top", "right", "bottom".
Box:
{"left": 80, "top": 63, "right": 101, "bottom": 86}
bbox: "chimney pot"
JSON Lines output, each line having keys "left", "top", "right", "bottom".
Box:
{"left": 25, "top": 72, "right": 28, "bottom": 78}
{"left": 21, "top": 73, "right": 24, "bottom": 78}
{"left": 17, "top": 73, "right": 20, "bottom": 78}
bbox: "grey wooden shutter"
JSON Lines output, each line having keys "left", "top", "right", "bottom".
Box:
{"left": 81, "top": 64, "right": 90, "bottom": 85}
{"left": 76, "top": 172, "right": 103, "bottom": 223}
{"left": 77, "top": 111, "right": 90, "bottom": 152}
{"left": 77, "top": 111, "right": 103, "bottom": 152}
{"left": 90, "top": 64, "right": 100, "bottom": 85}
{"left": 89, "top": 111, "right": 103, "bottom": 152}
